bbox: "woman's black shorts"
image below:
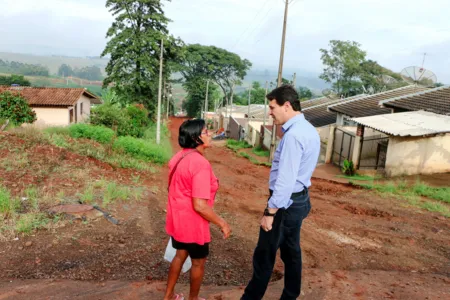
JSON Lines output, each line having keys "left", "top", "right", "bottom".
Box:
{"left": 171, "top": 237, "right": 209, "bottom": 259}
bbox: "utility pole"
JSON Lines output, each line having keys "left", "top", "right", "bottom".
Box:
{"left": 156, "top": 38, "right": 164, "bottom": 145}
{"left": 263, "top": 81, "right": 269, "bottom": 126}
{"left": 166, "top": 84, "right": 171, "bottom": 119}
{"left": 204, "top": 79, "right": 210, "bottom": 119}
{"left": 229, "top": 82, "right": 235, "bottom": 119}
{"left": 269, "top": 0, "right": 290, "bottom": 161}
{"left": 162, "top": 79, "right": 166, "bottom": 119}
{"left": 247, "top": 85, "right": 252, "bottom": 123}
{"left": 292, "top": 72, "right": 296, "bottom": 87}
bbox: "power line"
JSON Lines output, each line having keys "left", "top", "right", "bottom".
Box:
{"left": 231, "top": 0, "right": 272, "bottom": 49}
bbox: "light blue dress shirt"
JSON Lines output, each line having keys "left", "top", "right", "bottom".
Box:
{"left": 268, "top": 113, "right": 320, "bottom": 209}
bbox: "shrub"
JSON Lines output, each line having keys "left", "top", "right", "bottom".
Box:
{"left": 125, "top": 105, "right": 150, "bottom": 138}
{"left": 0, "top": 185, "right": 20, "bottom": 216}
{"left": 113, "top": 136, "right": 170, "bottom": 164}
{"left": 0, "top": 91, "right": 36, "bottom": 125}
{"left": 342, "top": 159, "right": 355, "bottom": 176}
{"left": 90, "top": 103, "right": 149, "bottom": 137}
{"left": 69, "top": 124, "right": 115, "bottom": 144}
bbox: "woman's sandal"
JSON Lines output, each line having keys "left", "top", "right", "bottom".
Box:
{"left": 173, "top": 293, "right": 184, "bottom": 300}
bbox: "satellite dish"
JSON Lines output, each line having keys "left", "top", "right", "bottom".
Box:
{"left": 400, "top": 66, "right": 437, "bottom": 87}
{"left": 322, "top": 89, "right": 338, "bottom": 99}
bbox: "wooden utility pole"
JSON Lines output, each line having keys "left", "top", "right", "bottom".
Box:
{"left": 292, "top": 72, "right": 297, "bottom": 87}
{"left": 204, "top": 79, "right": 210, "bottom": 119}
{"left": 166, "top": 84, "right": 171, "bottom": 119}
{"left": 263, "top": 81, "right": 268, "bottom": 126}
{"left": 229, "top": 83, "right": 235, "bottom": 119}
{"left": 247, "top": 86, "right": 252, "bottom": 122}
{"left": 269, "top": 0, "right": 290, "bottom": 161}
{"left": 156, "top": 38, "right": 164, "bottom": 145}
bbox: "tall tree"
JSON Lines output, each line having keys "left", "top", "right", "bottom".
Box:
{"left": 297, "top": 86, "right": 313, "bottom": 101}
{"left": 182, "top": 77, "right": 220, "bottom": 118}
{"left": 58, "top": 64, "right": 74, "bottom": 77}
{"left": 319, "top": 40, "right": 367, "bottom": 96}
{"left": 179, "top": 44, "right": 251, "bottom": 112}
{"left": 101, "top": 0, "right": 183, "bottom": 115}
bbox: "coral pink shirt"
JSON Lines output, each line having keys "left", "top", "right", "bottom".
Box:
{"left": 165, "top": 149, "right": 218, "bottom": 245}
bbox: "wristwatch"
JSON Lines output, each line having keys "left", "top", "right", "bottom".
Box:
{"left": 263, "top": 208, "right": 276, "bottom": 217}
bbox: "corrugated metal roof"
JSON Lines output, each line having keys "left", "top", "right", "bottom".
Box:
{"left": 379, "top": 85, "right": 450, "bottom": 115}
{"left": 0, "top": 86, "right": 101, "bottom": 106}
{"left": 350, "top": 111, "right": 450, "bottom": 137}
{"left": 328, "top": 86, "right": 429, "bottom": 118}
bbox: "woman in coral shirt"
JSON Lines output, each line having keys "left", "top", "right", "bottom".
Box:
{"left": 164, "top": 119, "right": 231, "bottom": 300}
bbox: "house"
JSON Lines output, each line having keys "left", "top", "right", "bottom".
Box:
{"left": 327, "top": 86, "right": 429, "bottom": 126}
{"left": 379, "top": 85, "right": 450, "bottom": 115}
{"left": 0, "top": 86, "right": 101, "bottom": 126}
{"left": 350, "top": 111, "right": 450, "bottom": 176}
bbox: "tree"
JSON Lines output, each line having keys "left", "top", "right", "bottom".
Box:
{"left": 58, "top": 64, "right": 74, "bottom": 77}
{"left": 74, "top": 66, "right": 103, "bottom": 81}
{"left": 178, "top": 44, "right": 251, "bottom": 112}
{"left": 101, "top": 0, "right": 183, "bottom": 115}
{"left": 182, "top": 77, "right": 220, "bottom": 118}
{"left": 0, "top": 75, "right": 31, "bottom": 86}
{"left": 0, "top": 91, "right": 36, "bottom": 125}
{"left": 234, "top": 81, "right": 266, "bottom": 105}
{"left": 319, "top": 40, "right": 367, "bottom": 96}
{"left": 297, "top": 86, "right": 313, "bottom": 101}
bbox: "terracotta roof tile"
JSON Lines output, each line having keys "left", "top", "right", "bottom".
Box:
{"left": 0, "top": 86, "right": 101, "bottom": 106}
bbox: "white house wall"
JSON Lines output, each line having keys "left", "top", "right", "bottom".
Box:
{"left": 385, "top": 134, "right": 450, "bottom": 176}
{"left": 32, "top": 107, "right": 69, "bottom": 126}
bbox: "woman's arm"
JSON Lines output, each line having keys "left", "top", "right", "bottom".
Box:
{"left": 193, "top": 198, "right": 231, "bottom": 239}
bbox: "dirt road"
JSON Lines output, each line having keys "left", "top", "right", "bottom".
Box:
{"left": 0, "top": 117, "right": 449, "bottom": 299}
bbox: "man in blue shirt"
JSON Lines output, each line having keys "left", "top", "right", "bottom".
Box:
{"left": 242, "top": 85, "right": 320, "bottom": 300}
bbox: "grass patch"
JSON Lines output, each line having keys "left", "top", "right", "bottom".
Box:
{"left": 421, "top": 202, "right": 450, "bottom": 217}
{"left": 68, "top": 123, "right": 115, "bottom": 144}
{"left": 226, "top": 139, "right": 252, "bottom": 151}
{"left": 337, "top": 174, "right": 379, "bottom": 181}
{"left": 113, "top": 136, "right": 171, "bottom": 164}
{"left": 15, "top": 213, "right": 50, "bottom": 234}
{"left": 252, "top": 146, "right": 270, "bottom": 157}
{"left": 0, "top": 185, "right": 20, "bottom": 216}
{"left": 78, "top": 185, "right": 95, "bottom": 204}
{"left": 352, "top": 180, "right": 450, "bottom": 217}
{"left": 103, "top": 182, "right": 131, "bottom": 205}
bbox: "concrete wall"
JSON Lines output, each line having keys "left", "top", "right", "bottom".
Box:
{"left": 246, "top": 121, "right": 263, "bottom": 147}
{"left": 32, "top": 107, "right": 69, "bottom": 126}
{"left": 75, "top": 95, "right": 92, "bottom": 123}
{"left": 385, "top": 133, "right": 450, "bottom": 176}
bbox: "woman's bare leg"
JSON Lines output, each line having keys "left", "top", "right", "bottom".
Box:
{"left": 164, "top": 249, "right": 189, "bottom": 300}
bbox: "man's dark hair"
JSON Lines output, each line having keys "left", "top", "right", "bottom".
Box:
{"left": 266, "top": 84, "right": 301, "bottom": 111}
{"left": 178, "top": 119, "right": 206, "bottom": 149}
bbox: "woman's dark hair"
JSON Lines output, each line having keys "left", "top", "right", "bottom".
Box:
{"left": 266, "top": 84, "right": 301, "bottom": 111}
{"left": 178, "top": 119, "right": 206, "bottom": 149}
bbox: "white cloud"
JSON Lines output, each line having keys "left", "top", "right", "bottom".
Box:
{"left": 0, "top": 0, "right": 449, "bottom": 82}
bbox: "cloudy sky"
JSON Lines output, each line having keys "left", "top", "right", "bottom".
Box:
{"left": 0, "top": 0, "right": 449, "bottom": 82}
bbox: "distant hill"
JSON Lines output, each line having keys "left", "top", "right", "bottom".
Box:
{"left": 238, "top": 68, "right": 331, "bottom": 96}
{"left": 0, "top": 52, "right": 108, "bottom": 76}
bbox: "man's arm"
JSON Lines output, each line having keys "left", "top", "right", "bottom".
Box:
{"left": 268, "top": 135, "right": 303, "bottom": 209}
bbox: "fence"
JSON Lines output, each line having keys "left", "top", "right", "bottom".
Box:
{"left": 332, "top": 128, "right": 355, "bottom": 167}
{"left": 359, "top": 137, "right": 389, "bottom": 169}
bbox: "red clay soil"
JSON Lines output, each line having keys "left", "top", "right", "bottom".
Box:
{"left": 0, "top": 117, "right": 449, "bottom": 299}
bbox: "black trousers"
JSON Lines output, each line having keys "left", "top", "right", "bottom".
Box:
{"left": 242, "top": 190, "right": 311, "bottom": 300}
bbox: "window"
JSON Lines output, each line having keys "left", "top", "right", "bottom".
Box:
{"left": 80, "top": 102, "right": 84, "bottom": 115}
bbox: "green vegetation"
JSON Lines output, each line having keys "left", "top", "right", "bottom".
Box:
{"left": 58, "top": 64, "right": 103, "bottom": 81}
{"left": 337, "top": 174, "right": 379, "bottom": 181}
{"left": 90, "top": 102, "right": 150, "bottom": 138}
{"left": 0, "top": 185, "right": 20, "bottom": 215}
{"left": 341, "top": 159, "right": 355, "bottom": 176}
{"left": 319, "top": 40, "right": 406, "bottom": 96}
{"left": 352, "top": 180, "right": 450, "bottom": 217}
{"left": 226, "top": 139, "right": 252, "bottom": 151}
{"left": 101, "top": 0, "right": 183, "bottom": 113}
{"left": 68, "top": 124, "right": 115, "bottom": 144}
{"left": 0, "top": 91, "right": 37, "bottom": 125}
{"left": 252, "top": 146, "right": 270, "bottom": 157}
{"left": 0, "top": 74, "right": 31, "bottom": 86}
{"left": 179, "top": 44, "right": 252, "bottom": 117}
{"left": 0, "top": 59, "right": 49, "bottom": 76}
